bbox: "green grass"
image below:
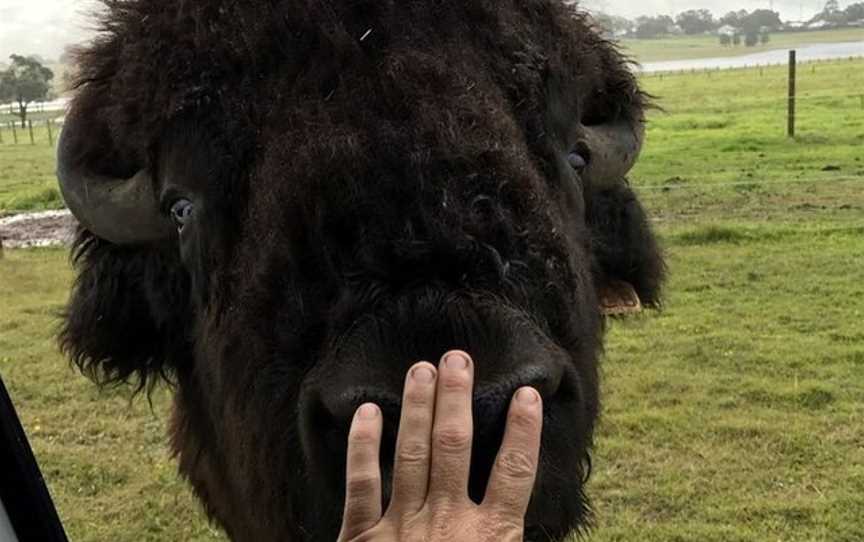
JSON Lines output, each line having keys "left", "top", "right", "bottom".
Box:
{"left": 591, "top": 224, "right": 864, "bottom": 541}
{"left": 1, "top": 58, "right": 863, "bottom": 540}
{"left": 0, "top": 123, "right": 64, "bottom": 212}
{"left": 590, "top": 57, "right": 864, "bottom": 540}
{"left": 632, "top": 57, "right": 864, "bottom": 225}
{"left": 0, "top": 250, "right": 223, "bottom": 541}
{"left": 620, "top": 28, "right": 864, "bottom": 63}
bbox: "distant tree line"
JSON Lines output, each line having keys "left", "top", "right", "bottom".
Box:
{"left": 590, "top": 1, "right": 864, "bottom": 40}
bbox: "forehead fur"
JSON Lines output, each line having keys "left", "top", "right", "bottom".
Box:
{"left": 74, "top": 0, "right": 641, "bottom": 163}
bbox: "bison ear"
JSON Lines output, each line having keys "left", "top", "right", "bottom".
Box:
{"left": 59, "top": 231, "right": 192, "bottom": 392}
{"left": 586, "top": 183, "right": 665, "bottom": 309}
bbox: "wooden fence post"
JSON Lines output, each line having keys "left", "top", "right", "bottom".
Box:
{"left": 46, "top": 119, "right": 53, "bottom": 146}
{"left": 11, "top": 122, "right": 17, "bottom": 144}
{"left": 787, "top": 50, "right": 796, "bottom": 138}
{"left": 0, "top": 124, "right": 4, "bottom": 144}
{"left": 28, "top": 119, "right": 35, "bottom": 145}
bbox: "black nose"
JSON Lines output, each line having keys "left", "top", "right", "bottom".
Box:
{"left": 301, "top": 349, "right": 571, "bottom": 508}
{"left": 319, "top": 363, "right": 561, "bottom": 453}
{"left": 323, "top": 387, "right": 403, "bottom": 436}
{"left": 470, "top": 363, "right": 560, "bottom": 459}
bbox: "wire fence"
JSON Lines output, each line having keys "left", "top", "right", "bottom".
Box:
{"left": 633, "top": 53, "right": 863, "bottom": 229}
{"left": 638, "top": 54, "right": 864, "bottom": 78}
{"left": 0, "top": 118, "right": 61, "bottom": 146}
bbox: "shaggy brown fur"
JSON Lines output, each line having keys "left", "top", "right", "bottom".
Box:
{"left": 60, "top": 1, "right": 664, "bottom": 540}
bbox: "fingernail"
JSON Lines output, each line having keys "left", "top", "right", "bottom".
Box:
{"left": 516, "top": 387, "right": 539, "bottom": 405}
{"left": 411, "top": 365, "right": 436, "bottom": 383}
{"left": 357, "top": 403, "right": 379, "bottom": 419}
{"left": 444, "top": 352, "right": 468, "bottom": 369}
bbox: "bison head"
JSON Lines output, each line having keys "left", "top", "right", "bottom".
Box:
{"left": 57, "top": 1, "right": 663, "bottom": 540}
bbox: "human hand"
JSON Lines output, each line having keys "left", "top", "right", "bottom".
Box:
{"left": 337, "top": 350, "right": 543, "bottom": 542}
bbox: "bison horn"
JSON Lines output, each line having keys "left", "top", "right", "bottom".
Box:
{"left": 579, "top": 117, "right": 644, "bottom": 186}
{"left": 56, "top": 114, "right": 174, "bottom": 244}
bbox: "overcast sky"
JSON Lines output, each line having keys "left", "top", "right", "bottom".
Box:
{"left": 0, "top": 0, "right": 858, "bottom": 62}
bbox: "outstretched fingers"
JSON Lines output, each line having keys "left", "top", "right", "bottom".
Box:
{"left": 482, "top": 387, "right": 542, "bottom": 518}
{"left": 338, "top": 403, "right": 384, "bottom": 541}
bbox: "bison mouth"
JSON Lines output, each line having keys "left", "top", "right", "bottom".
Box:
{"left": 297, "top": 291, "right": 597, "bottom": 539}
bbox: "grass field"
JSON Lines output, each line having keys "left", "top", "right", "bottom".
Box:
{"left": 0, "top": 119, "right": 63, "bottom": 213}
{"left": 633, "top": 56, "right": 864, "bottom": 226}
{"left": 619, "top": 27, "right": 864, "bottom": 63}
{"left": 1, "top": 58, "right": 863, "bottom": 541}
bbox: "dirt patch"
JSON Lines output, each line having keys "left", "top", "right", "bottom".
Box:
{"left": 0, "top": 210, "right": 77, "bottom": 248}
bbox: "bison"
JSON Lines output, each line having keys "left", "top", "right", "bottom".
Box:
{"left": 56, "top": 0, "right": 663, "bottom": 540}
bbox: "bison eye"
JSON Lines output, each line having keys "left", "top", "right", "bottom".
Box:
{"left": 170, "top": 198, "right": 194, "bottom": 231}
{"left": 567, "top": 150, "right": 588, "bottom": 173}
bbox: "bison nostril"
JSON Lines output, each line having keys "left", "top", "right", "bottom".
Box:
{"left": 466, "top": 363, "right": 563, "bottom": 503}
{"left": 473, "top": 364, "right": 562, "bottom": 435}
{"left": 316, "top": 387, "right": 401, "bottom": 452}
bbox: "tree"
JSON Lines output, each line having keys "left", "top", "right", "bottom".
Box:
{"left": 846, "top": 2, "right": 864, "bottom": 21}
{"left": 744, "top": 31, "right": 759, "bottom": 46}
{"left": 817, "top": 0, "right": 845, "bottom": 23}
{"left": 732, "top": 33, "right": 741, "bottom": 46}
{"left": 719, "top": 33, "right": 732, "bottom": 46}
{"left": 590, "top": 12, "right": 635, "bottom": 35}
{"left": 675, "top": 9, "right": 716, "bottom": 35}
{"left": 0, "top": 55, "right": 54, "bottom": 128}
{"left": 591, "top": 11, "right": 614, "bottom": 32}
{"left": 635, "top": 15, "right": 674, "bottom": 38}
{"left": 760, "top": 32, "right": 770, "bottom": 45}
{"left": 720, "top": 9, "right": 749, "bottom": 28}
{"left": 741, "top": 9, "right": 782, "bottom": 33}
{"left": 719, "top": 10, "right": 739, "bottom": 26}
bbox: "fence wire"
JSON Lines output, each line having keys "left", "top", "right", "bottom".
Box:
{"left": 639, "top": 55, "right": 863, "bottom": 78}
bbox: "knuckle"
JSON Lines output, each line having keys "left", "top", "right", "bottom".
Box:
{"left": 403, "top": 387, "right": 433, "bottom": 409}
{"left": 439, "top": 372, "right": 471, "bottom": 392}
{"left": 508, "top": 409, "right": 540, "bottom": 431}
{"left": 346, "top": 473, "right": 378, "bottom": 497}
{"left": 349, "top": 427, "right": 379, "bottom": 446}
{"left": 433, "top": 425, "right": 472, "bottom": 453}
{"left": 396, "top": 440, "right": 431, "bottom": 465}
{"left": 428, "top": 503, "right": 469, "bottom": 532}
{"left": 495, "top": 449, "right": 536, "bottom": 480}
